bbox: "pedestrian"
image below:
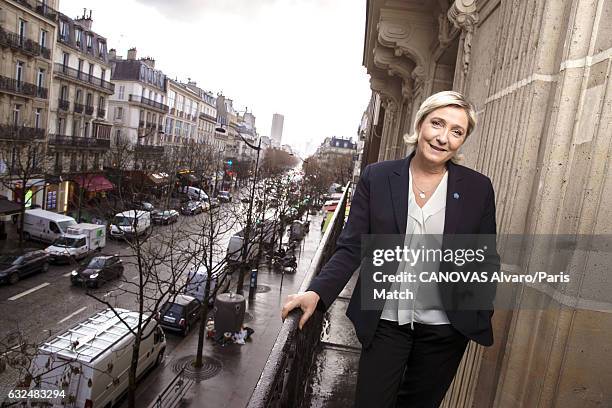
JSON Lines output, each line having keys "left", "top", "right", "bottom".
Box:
{"left": 282, "top": 91, "right": 499, "bottom": 408}
{"left": 320, "top": 216, "right": 325, "bottom": 232}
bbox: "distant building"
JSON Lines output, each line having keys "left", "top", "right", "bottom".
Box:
{"left": 270, "top": 113, "right": 284, "bottom": 146}
{"left": 316, "top": 136, "right": 357, "bottom": 162}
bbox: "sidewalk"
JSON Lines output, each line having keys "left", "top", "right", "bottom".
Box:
{"left": 125, "top": 214, "right": 325, "bottom": 408}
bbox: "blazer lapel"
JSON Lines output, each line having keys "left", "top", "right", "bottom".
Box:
{"left": 389, "top": 155, "right": 412, "bottom": 234}
{"left": 443, "top": 161, "right": 464, "bottom": 235}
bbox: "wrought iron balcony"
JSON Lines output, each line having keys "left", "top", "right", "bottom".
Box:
{"left": 53, "top": 63, "right": 114, "bottom": 93}
{"left": 48, "top": 134, "right": 111, "bottom": 149}
{"left": 135, "top": 144, "right": 165, "bottom": 156}
{"left": 139, "top": 120, "right": 145, "bottom": 128}
{"left": 128, "top": 94, "right": 169, "bottom": 113}
{"left": 58, "top": 98, "right": 69, "bottom": 111}
{"left": 0, "top": 75, "right": 47, "bottom": 99}
{"left": 0, "top": 124, "right": 45, "bottom": 141}
{"left": 97, "top": 108, "right": 106, "bottom": 118}
{"left": 85, "top": 105, "right": 94, "bottom": 116}
{"left": 199, "top": 112, "right": 217, "bottom": 122}
{"left": 73, "top": 102, "right": 84, "bottom": 113}
{"left": 0, "top": 27, "right": 51, "bottom": 59}
{"left": 14, "top": 0, "right": 58, "bottom": 21}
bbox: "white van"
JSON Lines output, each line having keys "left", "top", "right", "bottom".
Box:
{"left": 185, "top": 264, "right": 229, "bottom": 305}
{"left": 29, "top": 308, "right": 166, "bottom": 408}
{"left": 181, "top": 186, "right": 208, "bottom": 201}
{"left": 45, "top": 223, "right": 106, "bottom": 263}
{"left": 110, "top": 210, "right": 151, "bottom": 239}
{"left": 22, "top": 209, "right": 77, "bottom": 243}
{"left": 226, "top": 230, "right": 259, "bottom": 266}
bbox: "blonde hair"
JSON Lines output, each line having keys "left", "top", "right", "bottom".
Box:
{"left": 403, "top": 91, "right": 477, "bottom": 164}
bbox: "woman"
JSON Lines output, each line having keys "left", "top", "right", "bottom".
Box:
{"left": 282, "top": 91, "right": 499, "bottom": 407}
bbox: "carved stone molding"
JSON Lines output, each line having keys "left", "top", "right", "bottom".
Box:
{"left": 377, "top": 20, "right": 413, "bottom": 53}
{"left": 448, "top": 0, "right": 479, "bottom": 77}
{"left": 370, "top": 76, "right": 402, "bottom": 106}
{"left": 373, "top": 44, "right": 415, "bottom": 82}
{"left": 438, "top": 12, "right": 459, "bottom": 49}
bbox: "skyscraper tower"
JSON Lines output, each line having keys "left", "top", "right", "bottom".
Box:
{"left": 270, "top": 113, "right": 284, "bottom": 146}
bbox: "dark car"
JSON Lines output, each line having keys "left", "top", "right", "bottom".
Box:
{"left": 0, "top": 249, "right": 50, "bottom": 285}
{"left": 70, "top": 255, "right": 124, "bottom": 288}
{"left": 217, "top": 191, "right": 232, "bottom": 203}
{"left": 158, "top": 294, "right": 201, "bottom": 336}
{"left": 180, "top": 200, "right": 204, "bottom": 216}
{"left": 152, "top": 209, "right": 179, "bottom": 225}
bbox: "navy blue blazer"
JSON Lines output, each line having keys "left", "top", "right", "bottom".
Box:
{"left": 308, "top": 154, "right": 499, "bottom": 347}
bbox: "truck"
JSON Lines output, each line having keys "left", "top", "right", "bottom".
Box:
{"left": 21, "top": 209, "right": 77, "bottom": 243}
{"left": 28, "top": 308, "right": 166, "bottom": 408}
{"left": 110, "top": 210, "right": 151, "bottom": 239}
{"left": 44, "top": 223, "right": 106, "bottom": 263}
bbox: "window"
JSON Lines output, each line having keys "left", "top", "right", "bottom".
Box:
{"left": 86, "top": 34, "right": 93, "bottom": 49}
{"left": 168, "top": 90, "right": 176, "bottom": 109}
{"left": 98, "top": 96, "right": 105, "bottom": 109}
{"left": 18, "top": 19, "right": 26, "bottom": 41}
{"left": 118, "top": 85, "right": 125, "bottom": 99}
{"left": 100, "top": 69, "right": 106, "bottom": 82}
{"left": 86, "top": 93, "right": 92, "bottom": 107}
{"left": 54, "top": 152, "right": 62, "bottom": 169}
{"left": 34, "top": 108, "right": 42, "bottom": 129}
{"left": 75, "top": 89, "right": 82, "bottom": 103}
{"left": 115, "top": 129, "right": 121, "bottom": 142}
{"left": 98, "top": 40, "right": 105, "bottom": 57}
{"left": 88, "top": 63, "right": 94, "bottom": 79}
{"left": 114, "top": 107, "right": 123, "bottom": 119}
{"left": 13, "top": 105, "right": 21, "bottom": 126}
{"left": 73, "top": 119, "right": 80, "bottom": 136}
{"left": 60, "top": 20, "right": 69, "bottom": 41}
{"left": 84, "top": 122, "right": 89, "bottom": 138}
{"left": 15, "top": 61, "right": 24, "bottom": 83}
{"left": 139, "top": 110, "right": 144, "bottom": 121}
{"left": 49, "top": 222, "right": 60, "bottom": 234}
{"left": 77, "top": 59, "right": 84, "bottom": 76}
{"left": 60, "top": 85, "right": 67, "bottom": 100}
{"left": 39, "top": 30, "right": 47, "bottom": 48}
{"left": 165, "top": 118, "right": 173, "bottom": 135}
{"left": 62, "top": 52, "right": 69, "bottom": 66}
{"left": 75, "top": 29, "right": 82, "bottom": 46}
{"left": 176, "top": 94, "right": 184, "bottom": 112}
{"left": 37, "top": 69, "right": 45, "bottom": 88}
{"left": 175, "top": 120, "right": 182, "bottom": 136}
{"left": 57, "top": 117, "right": 65, "bottom": 134}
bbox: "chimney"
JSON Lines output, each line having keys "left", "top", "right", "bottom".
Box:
{"left": 127, "top": 48, "right": 137, "bottom": 60}
{"left": 141, "top": 57, "right": 155, "bottom": 68}
{"left": 108, "top": 48, "right": 117, "bottom": 60}
{"left": 75, "top": 8, "right": 93, "bottom": 30}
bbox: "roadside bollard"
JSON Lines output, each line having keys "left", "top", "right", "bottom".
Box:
{"left": 248, "top": 268, "right": 258, "bottom": 299}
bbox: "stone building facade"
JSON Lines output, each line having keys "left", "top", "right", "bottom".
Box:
{"left": 361, "top": 0, "right": 612, "bottom": 407}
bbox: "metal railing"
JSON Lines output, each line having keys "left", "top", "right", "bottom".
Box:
{"left": 14, "top": 0, "right": 58, "bottom": 21}
{"left": 48, "top": 134, "right": 111, "bottom": 149}
{"left": 247, "top": 183, "right": 351, "bottom": 408}
{"left": 147, "top": 368, "right": 193, "bottom": 408}
{"left": 135, "top": 144, "right": 165, "bottom": 155}
{"left": 0, "top": 124, "right": 45, "bottom": 141}
{"left": 128, "top": 94, "right": 169, "bottom": 112}
{"left": 0, "top": 27, "right": 51, "bottom": 59}
{"left": 73, "top": 102, "right": 84, "bottom": 113}
{"left": 97, "top": 108, "right": 105, "bottom": 118}
{"left": 53, "top": 63, "right": 114, "bottom": 93}
{"left": 85, "top": 105, "right": 94, "bottom": 116}
{"left": 0, "top": 75, "right": 47, "bottom": 99}
{"left": 58, "top": 98, "right": 69, "bottom": 111}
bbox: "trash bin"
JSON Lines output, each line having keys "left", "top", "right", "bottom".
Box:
{"left": 214, "top": 293, "right": 246, "bottom": 335}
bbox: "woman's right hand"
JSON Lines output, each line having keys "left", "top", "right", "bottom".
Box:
{"left": 281, "top": 291, "right": 321, "bottom": 330}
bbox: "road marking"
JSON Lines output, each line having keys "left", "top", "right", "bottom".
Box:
{"left": 58, "top": 307, "right": 87, "bottom": 324}
{"left": 8, "top": 283, "right": 50, "bottom": 301}
{"left": 62, "top": 271, "right": 74, "bottom": 277}
{"left": 118, "top": 283, "right": 125, "bottom": 289}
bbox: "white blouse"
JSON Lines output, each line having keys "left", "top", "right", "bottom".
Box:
{"left": 380, "top": 168, "right": 451, "bottom": 327}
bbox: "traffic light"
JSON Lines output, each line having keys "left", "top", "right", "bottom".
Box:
{"left": 227, "top": 160, "right": 233, "bottom": 166}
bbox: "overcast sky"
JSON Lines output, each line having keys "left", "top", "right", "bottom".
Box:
{"left": 59, "top": 0, "right": 371, "bottom": 155}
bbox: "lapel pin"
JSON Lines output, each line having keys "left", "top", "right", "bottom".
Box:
{"left": 453, "top": 192, "right": 460, "bottom": 199}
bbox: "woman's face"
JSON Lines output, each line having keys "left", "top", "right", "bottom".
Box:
{"left": 416, "top": 106, "right": 469, "bottom": 167}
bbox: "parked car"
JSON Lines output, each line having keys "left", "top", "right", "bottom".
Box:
{"left": 180, "top": 200, "right": 205, "bottom": 215}
{"left": 152, "top": 209, "right": 179, "bottom": 225}
{"left": 0, "top": 249, "right": 50, "bottom": 285}
{"left": 217, "top": 191, "right": 232, "bottom": 203}
{"left": 209, "top": 197, "right": 220, "bottom": 209}
{"left": 133, "top": 201, "right": 155, "bottom": 212}
{"left": 158, "top": 294, "right": 201, "bottom": 336}
{"left": 70, "top": 255, "right": 124, "bottom": 288}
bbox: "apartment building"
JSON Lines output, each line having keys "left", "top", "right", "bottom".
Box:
{"left": 108, "top": 48, "right": 168, "bottom": 170}
{"left": 164, "top": 79, "right": 199, "bottom": 148}
{"left": 0, "top": 0, "right": 57, "bottom": 208}
{"left": 184, "top": 81, "right": 218, "bottom": 150}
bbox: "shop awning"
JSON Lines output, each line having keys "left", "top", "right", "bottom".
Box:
{"left": 0, "top": 199, "right": 21, "bottom": 215}
{"left": 147, "top": 172, "right": 170, "bottom": 185}
{"left": 73, "top": 174, "right": 114, "bottom": 192}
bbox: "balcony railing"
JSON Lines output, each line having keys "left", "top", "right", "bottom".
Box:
{"left": 0, "top": 124, "right": 45, "bottom": 141}
{"left": 14, "top": 0, "right": 58, "bottom": 21}
{"left": 128, "top": 94, "right": 169, "bottom": 113}
{"left": 0, "top": 75, "right": 47, "bottom": 99}
{"left": 58, "top": 98, "right": 69, "bottom": 111}
{"left": 85, "top": 105, "right": 94, "bottom": 116}
{"left": 54, "top": 63, "right": 114, "bottom": 93}
{"left": 139, "top": 120, "right": 145, "bottom": 128}
{"left": 97, "top": 108, "right": 105, "bottom": 118}
{"left": 48, "top": 134, "right": 111, "bottom": 149}
{"left": 199, "top": 112, "right": 217, "bottom": 122}
{"left": 247, "top": 183, "right": 351, "bottom": 408}
{"left": 73, "top": 102, "right": 84, "bottom": 113}
{"left": 135, "top": 144, "right": 164, "bottom": 156}
{"left": 0, "top": 27, "right": 51, "bottom": 59}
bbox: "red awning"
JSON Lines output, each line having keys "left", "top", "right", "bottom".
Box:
{"left": 73, "top": 174, "right": 114, "bottom": 192}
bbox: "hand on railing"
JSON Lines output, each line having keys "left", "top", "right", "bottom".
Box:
{"left": 281, "top": 291, "right": 320, "bottom": 330}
